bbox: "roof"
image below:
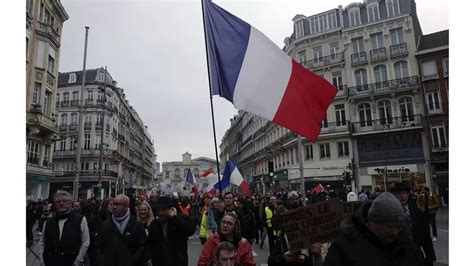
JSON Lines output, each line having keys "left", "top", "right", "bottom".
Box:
{"left": 418, "top": 30, "right": 449, "bottom": 51}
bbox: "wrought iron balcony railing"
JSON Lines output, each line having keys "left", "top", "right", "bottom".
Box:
{"left": 299, "top": 52, "right": 345, "bottom": 69}
{"left": 320, "top": 121, "right": 351, "bottom": 134}
{"left": 390, "top": 43, "right": 408, "bottom": 58}
{"left": 351, "top": 114, "right": 423, "bottom": 134}
{"left": 370, "top": 47, "right": 387, "bottom": 62}
{"left": 351, "top": 52, "right": 367, "bottom": 66}
{"left": 348, "top": 76, "right": 419, "bottom": 97}
{"left": 84, "top": 122, "right": 92, "bottom": 130}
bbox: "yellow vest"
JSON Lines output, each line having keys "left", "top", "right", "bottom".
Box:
{"left": 265, "top": 206, "right": 273, "bottom": 228}
{"left": 199, "top": 212, "right": 210, "bottom": 239}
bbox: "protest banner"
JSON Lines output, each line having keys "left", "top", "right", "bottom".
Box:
{"left": 280, "top": 198, "right": 342, "bottom": 252}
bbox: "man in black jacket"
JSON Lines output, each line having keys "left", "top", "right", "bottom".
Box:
{"left": 95, "top": 194, "right": 146, "bottom": 266}
{"left": 391, "top": 183, "right": 437, "bottom": 266}
{"left": 320, "top": 192, "right": 425, "bottom": 266}
{"left": 146, "top": 196, "right": 196, "bottom": 266}
{"left": 38, "top": 191, "right": 90, "bottom": 266}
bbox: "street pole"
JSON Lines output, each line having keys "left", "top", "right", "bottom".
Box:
{"left": 297, "top": 136, "right": 306, "bottom": 205}
{"left": 383, "top": 166, "right": 388, "bottom": 192}
{"left": 97, "top": 67, "right": 107, "bottom": 199}
{"left": 73, "top": 26, "right": 89, "bottom": 201}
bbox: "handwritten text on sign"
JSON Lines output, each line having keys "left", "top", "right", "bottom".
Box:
{"left": 280, "top": 198, "right": 342, "bottom": 252}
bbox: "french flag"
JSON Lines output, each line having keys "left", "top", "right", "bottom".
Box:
{"left": 200, "top": 168, "right": 219, "bottom": 195}
{"left": 221, "top": 160, "right": 251, "bottom": 197}
{"left": 185, "top": 169, "right": 198, "bottom": 194}
{"left": 203, "top": 0, "right": 337, "bottom": 141}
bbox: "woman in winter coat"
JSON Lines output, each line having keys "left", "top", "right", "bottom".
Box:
{"left": 198, "top": 213, "right": 256, "bottom": 266}
{"left": 137, "top": 201, "right": 154, "bottom": 234}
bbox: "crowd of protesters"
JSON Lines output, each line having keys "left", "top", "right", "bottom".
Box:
{"left": 27, "top": 182, "right": 441, "bottom": 266}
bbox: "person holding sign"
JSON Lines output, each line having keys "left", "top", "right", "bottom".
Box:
{"left": 318, "top": 192, "right": 425, "bottom": 266}
{"left": 198, "top": 213, "right": 256, "bottom": 266}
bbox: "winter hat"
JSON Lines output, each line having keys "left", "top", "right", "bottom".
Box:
{"left": 288, "top": 191, "right": 299, "bottom": 199}
{"left": 367, "top": 192, "right": 405, "bottom": 223}
{"left": 347, "top": 192, "right": 358, "bottom": 202}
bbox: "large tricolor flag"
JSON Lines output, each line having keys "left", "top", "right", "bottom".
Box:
{"left": 200, "top": 167, "right": 220, "bottom": 195}
{"left": 185, "top": 169, "right": 198, "bottom": 194}
{"left": 203, "top": 0, "right": 337, "bottom": 141}
{"left": 221, "top": 160, "right": 251, "bottom": 197}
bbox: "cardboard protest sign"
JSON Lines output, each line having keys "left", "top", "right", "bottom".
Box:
{"left": 280, "top": 198, "right": 342, "bottom": 252}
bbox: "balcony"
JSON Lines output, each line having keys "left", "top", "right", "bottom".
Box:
{"left": 68, "top": 124, "right": 78, "bottom": 131}
{"left": 390, "top": 43, "right": 408, "bottom": 58}
{"left": 300, "top": 52, "right": 345, "bottom": 70}
{"left": 70, "top": 100, "right": 80, "bottom": 107}
{"left": 348, "top": 76, "right": 419, "bottom": 97}
{"left": 370, "top": 48, "right": 387, "bottom": 62}
{"left": 35, "top": 21, "right": 60, "bottom": 46}
{"left": 54, "top": 169, "right": 119, "bottom": 178}
{"left": 60, "top": 101, "right": 70, "bottom": 108}
{"left": 422, "top": 73, "right": 438, "bottom": 81}
{"left": 27, "top": 105, "right": 56, "bottom": 134}
{"left": 85, "top": 99, "right": 94, "bottom": 106}
{"left": 351, "top": 52, "right": 367, "bottom": 66}
{"left": 335, "top": 85, "right": 347, "bottom": 97}
{"left": 96, "top": 98, "right": 106, "bottom": 104}
{"left": 95, "top": 123, "right": 104, "bottom": 130}
{"left": 351, "top": 114, "right": 423, "bottom": 135}
{"left": 320, "top": 121, "right": 351, "bottom": 135}
{"left": 84, "top": 122, "right": 92, "bottom": 131}
{"left": 53, "top": 150, "right": 76, "bottom": 157}
{"left": 58, "top": 125, "right": 68, "bottom": 132}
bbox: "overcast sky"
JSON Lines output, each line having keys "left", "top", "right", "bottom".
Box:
{"left": 57, "top": 0, "right": 449, "bottom": 164}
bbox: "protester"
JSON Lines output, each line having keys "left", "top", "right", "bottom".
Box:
{"left": 137, "top": 201, "right": 154, "bottom": 234}
{"left": 251, "top": 196, "right": 263, "bottom": 245}
{"left": 268, "top": 191, "right": 312, "bottom": 266}
{"left": 27, "top": 200, "right": 38, "bottom": 244}
{"left": 391, "top": 183, "right": 436, "bottom": 266}
{"left": 263, "top": 195, "right": 277, "bottom": 251}
{"left": 95, "top": 194, "right": 146, "bottom": 266}
{"left": 86, "top": 197, "right": 113, "bottom": 266}
{"left": 214, "top": 241, "right": 237, "bottom": 266}
{"left": 38, "top": 190, "right": 90, "bottom": 266}
{"left": 358, "top": 189, "right": 369, "bottom": 201}
{"left": 200, "top": 197, "right": 221, "bottom": 244}
{"left": 146, "top": 195, "right": 195, "bottom": 266}
{"left": 346, "top": 191, "right": 358, "bottom": 202}
{"left": 316, "top": 192, "right": 425, "bottom": 265}
{"left": 236, "top": 197, "right": 257, "bottom": 244}
{"left": 179, "top": 196, "right": 191, "bottom": 216}
{"left": 198, "top": 213, "right": 256, "bottom": 266}
{"left": 417, "top": 186, "right": 440, "bottom": 242}
{"left": 72, "top": 200, "right": 83, "bottom": 214}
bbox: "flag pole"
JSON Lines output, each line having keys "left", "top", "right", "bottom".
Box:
{"left": 201, "top": 0, "right": 222, "bottom": 193}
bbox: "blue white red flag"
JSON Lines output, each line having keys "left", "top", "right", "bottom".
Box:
{"left": 220, "top": 160, "right": 251, "bottom": 197}
{"left": 200, "top": 167, "right": 219, "bottom": 195}
{"left": 185, "top": 169, "right": 198, "bottom": 194}
{"left": 203, "top": 0, "right": 337, "bottom": 141}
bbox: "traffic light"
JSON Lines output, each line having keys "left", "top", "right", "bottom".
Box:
{"left": 268, "top": 161, "right": 274, "bottom": 178}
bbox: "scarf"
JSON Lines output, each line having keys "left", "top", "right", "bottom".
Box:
{"left": 56, "top": 209, "right": 72, "bottom": 220}
{"left": 112, "top": 208, "right": 130, "bottom": 235}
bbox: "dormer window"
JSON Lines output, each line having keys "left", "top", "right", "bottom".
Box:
{"left": 386, "top": 0, "right": 400, "bottom": 17}
{"left": 349, "top": 9, "right": 361, "bottom": 27}
{"left": 98, "top": 71, "right": 105, "bottom": 82}
{"left": 68, "top": 73, "right": 77, "bottom": 83}
{"left": 295, "top": 20, "right": 304, "bottom": 39}
{"left": 367, "top": 4, "right": 380, "bottom": 23}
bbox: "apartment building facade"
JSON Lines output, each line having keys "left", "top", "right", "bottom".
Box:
{"left": 220, "top": 0, "right": 440, "bottom": 195}
{"left": 415, "top": 30, "right": 449, "bottom": 203}
{"left": 52, "top": 68, "right": 155, "bottom": 199}
{"left": 26, "top": 0, "right": 69, "bottom": 200}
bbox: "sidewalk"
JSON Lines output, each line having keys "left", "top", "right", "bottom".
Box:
{"left": 434, "top": 207, "right": 449, "bottom": 266}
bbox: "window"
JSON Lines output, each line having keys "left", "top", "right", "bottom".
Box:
{"left": 335, "top": 104, "right": 347, "bottom": 126}
{"left": 32, "top": 83, "right": 41, "bottom": 105}
{"left": 85, "top": 115, "right": 92, "bottom": 124}
{"left": 443, "top": 57, "right": 449, "bottom": 76}
{"left": 319, "top": 143, "right": 331, "bottom": 159}
{"left": 295, "top": 21, "right": 304, "bottom": 39}
{"left": 56, "top": 93, "right": 60, "bottom": 108}
{"left": 72, "top": 91, "right": 79, "bottom": 102}
{"left": 69, "top": 136, "right": 77, "bottom": 150}
{"left": 98, "top": 71, "right": 106, "bottom": 82}
{"left": 352, "top": 37, "right": 364, "bottom": 54}
{"left": 60, "top": 113, "right": 68, "bottom": 125}
{"left": 422, "top": 60, "right": 438, "bottom": 80}
{"left": 70, "top": 113, "right": 78, "bottom": 125}
{"left": 95, "top": 134, "right": 102, "bottom": 150}
{"left": 320, "top": 116, "right": 328, "bottom": 129}
{"left": 43, "top": 90, "right": 51, "bottom": 115}
{"left": 68, "top": 73, "right": 77, "bottom": 83}
{"left": 354, "top": 69, "right": 368, "bottom": 86}
{"left": 81, "top": 162, "right": 90, "bottom": 171}
{"left": 304, "top": 145, "right": 314, "bottom": 160}
{"left": 319, "top": 15, "right": 328, "bottom": 31}
{"left": 84, "top": 134, "right": 91, "bottom": 150}
{"left": 332, "top": 71, "right": 343, "bottom": 90}
{"left": 349, "top": 10, "right": 361, "bottom": 27}
{"left": 97, "top": 113, "right": 104, "bottom": 124}
{"left": 309, "top": 17, "right": 319, "bottom": 34}
{"left": 174, "top": 168, "right": 180, "bottom": 179}
{"left": 337, "top": 142, "right": 349, "bottom": 157}
{"left": 328, "top": 12, "right": 337, "bottom": 29}
{"left": 358, "top": 103, "right": 373, "bottom": 127}
{"left": 386, "top": 0, "right": 400, "bottom": 17}
{"left": 374, "top": 65, "right": 388, "bottom": 83}
{"left": 297, "top": 50, "right": 306, "bottom": 64}
{"left": 394, "top": 61, "right": 409, "bottom": 79}
{"left": 60, "top": 139, "right": 66, "bottom": 151}
{"left": 87, "top": 90, "right": 93, "bottom": 100}
{"left": 431, "top": 126, "right": 447, "bottom": 148}
{"left": 329, "top": 42, "right": 340, "bottom": 56}
{"left": 26, "top": 37, "right": 30, "bottom": 58}
{"left": 26, "top": 0, "right": 33, "bottom": 14}
{"left": 378, "top": 100, "right": 393, "bottom": 125}
{"left": 370, "top": 33, "right": 384, "bottom": 50}
{"left": 399, "top": 97, "right": 414, "bottom": 122}
{"left": 42, "top": 145, "right": 49, "bottom": 166}
{"left": 427, "top": 91, "right": 442, "bottom": 112}
{"left": 367, "top": 4, "right": 380, "bottom": 23}
{"left": 313, "top": 46, "right": 322, "bottom": 62}
{"left": 390, "top": 28, "right": 404, "bottom": 45}
{"left": 41, "top": 5, "right": 51, "bottom": 24}
{"left": 27, "top": 141, "right": 39, "bottom": 164}
{"left": 47, "top": 56, "right": 55, "bottom": 73}
{"left": 63, "top": 92, "right": 69, "bottom": 103}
